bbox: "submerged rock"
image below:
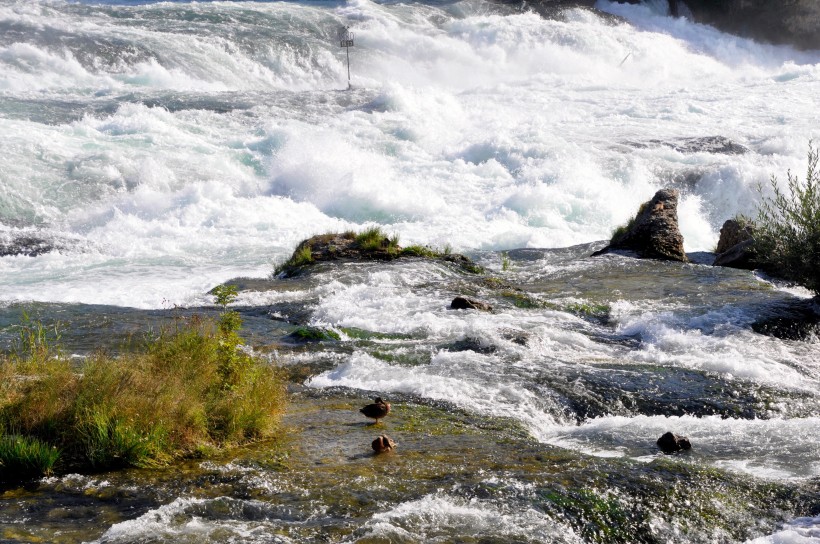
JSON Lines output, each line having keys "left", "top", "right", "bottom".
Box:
{"left": 371, "top": 434, "right": 396, "bottom": 454}
{"left": 593, "top": 188, "right": 688, "bottom": 262}
{"left": 450, "top": 296, "right": 493, "bottom": 312}
{"left": 657, "top": 431, "right": 692, "bottom": 454}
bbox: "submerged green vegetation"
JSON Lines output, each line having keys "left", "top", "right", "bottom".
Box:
{"left": 0, "top": 290, "right": 286, "bottom": 482}
{"left": 755, "top": 142, "right": 820, "bottom": 295}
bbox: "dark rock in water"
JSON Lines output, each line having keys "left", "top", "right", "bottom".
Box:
{"left": 450, "top": 296, "right": 493, "bottom": 312}
{"left": 441, "top": 253, "right": 485, "bottom": 274}
{"left": 0, "top": 235, "right": 55, "bottom": 257}
{"left": 625, "top": 136, "right": 748, "bottom": 156}
{"left": 592, "top": 188, "right": 688, "bottom": 262}
{"left": 672, "top": 136, "right": 748, "bottom": 155}
{"left": 713, "top": 218, "right": 759, "bottom": 270}
{"left": 715, "top": 218, "right": 754, "bottom": 254}
{"left": 446, "top": 337, "right": 498, "bottom": 354}
{"left": 713, "top": 239, "right": 759, "bottom": 270}
{"left": 372, "top": 434, "right": 396, "bottom": 454}
{"left": 751, "top": 300, "right": 820, "bottom": 341}
{"left": 681, "top": 0, "right": 820, "bottom": 51}
{"left": 657, "top": 431, "right": 691, "bottom": 454}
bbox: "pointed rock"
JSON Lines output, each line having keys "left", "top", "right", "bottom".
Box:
{"left": 593, "top": 189, "right": 688, "bottom": 262}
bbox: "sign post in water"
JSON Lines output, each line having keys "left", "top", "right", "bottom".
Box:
{"left": 338, "top": 26, "right": 354, "bottom": 90}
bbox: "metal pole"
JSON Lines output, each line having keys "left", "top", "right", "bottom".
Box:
{"left": 346, "top": 44, "right": 351, "bottom": 90}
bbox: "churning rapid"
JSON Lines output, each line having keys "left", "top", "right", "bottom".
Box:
{"left": 0, "top": 0, "right": 817, "bottom": 307}
{"left": 1, "top": 0, "right": 819, "bottom": 542}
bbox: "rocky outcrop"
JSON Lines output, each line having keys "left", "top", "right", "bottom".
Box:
{"left": 593, "top": 189, "right": 688, "bottom": 262}
{"left": 450, "top": 297, "right": 493, "bottom": 312}
{"left": 712, "top": 218, "right": 758, "bottom": 270}
{"left": 657, "top": 431, "right": 691, "bottom": 454}
{"left": 678, "top": 0, "right": 820, "bottom": 51}
{"left": 0, "top": 235, "right": 55, "bottom": 257}
{"left": 275, "top": 230, "right": 483, "bottom": 278}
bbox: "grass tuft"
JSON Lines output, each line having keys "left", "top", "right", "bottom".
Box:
{"left": 0, "top": 433, "right": 60, "bottom": 481}
{"left": 0, "top": 309, "right": 287, "bottom": 477}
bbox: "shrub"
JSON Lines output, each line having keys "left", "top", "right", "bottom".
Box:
{"left": 755, "top": 143, "right": 820, "bottom": 295}
{"left": 0, "top": 433, "right": 60, "bottom": 481}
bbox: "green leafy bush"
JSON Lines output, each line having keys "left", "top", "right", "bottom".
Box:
{"left": 755, "top": 143, "right": 820, "bottom": 295}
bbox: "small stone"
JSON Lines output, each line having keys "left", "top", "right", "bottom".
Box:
{"left": 657, "top": 431, "right": 692, "bottom": 454}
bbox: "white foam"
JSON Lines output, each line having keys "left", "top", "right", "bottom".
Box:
{"left": 545, "top": 414, "right": 820, "bottom": 480}
{"left": 357, "top": 493, "right": 583, "bottom": 543}
{"left": 746, "top": 516, "right": 820, "bottom": 544}
{"left": 0, "top": 0, "right": 818, "bottom": 309}
{"left": 89, "top": 496, "right": 294, "bottom": 544}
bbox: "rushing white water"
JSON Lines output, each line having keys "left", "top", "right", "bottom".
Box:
{"left": 1, "top": 0, "right": 818, "bottom": 308}
{"left": 2, "top": 2, "right": 819, "bottom": 539}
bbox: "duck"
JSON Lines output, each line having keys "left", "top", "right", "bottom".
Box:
{"left": 360, "top": 397, "right": 391, "bottom": 423}
{"left": 371, "top": 434, "right": 396, "bottom": 454}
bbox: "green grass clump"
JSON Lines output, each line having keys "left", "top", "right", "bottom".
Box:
{"left": 562, "top": 302, "right": 611, "bottom": 321}
{"left": 0, "top": 297, "right": 286, "bottom": 477}
{"left": 288, "top": 327, "right": 341, "bottom": 342}
{"left": 610, "top": 202, "right": 647, "bottom": 243}
{"left": 401, "top": 245, "right": 440, "bottom": 258}
{"left": 754, "top": 142, "right": 820, "bottom": 295}
{"left": 0, "top": 434, "right": 60, "bottom": 481}
{"left": 354, "top": 226, "right": 400, "bottom": 255}
{"left": 275, "top": 244, "right": 314, "bottom": 276}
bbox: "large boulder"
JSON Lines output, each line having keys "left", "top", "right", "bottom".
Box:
{"left": 678, "top": 0, "right": 820, "bottom": 51}
{"left": 593, "top": 189, "right": 688, "bottom": 262}
{"left": 715, "top": 218, "right": 754, "bottom": 254}
{"left": 712, "top": 218, "right": 758, "bottom": 270}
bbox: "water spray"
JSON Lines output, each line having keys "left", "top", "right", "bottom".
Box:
{"left": 338, "top": 26, "right": 354, "bottom": 90}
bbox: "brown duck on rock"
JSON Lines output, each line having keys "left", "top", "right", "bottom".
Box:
{"left": 360, "top": 397, "right": 391, "bottom": 423}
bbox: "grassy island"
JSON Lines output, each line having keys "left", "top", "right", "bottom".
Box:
{"left": 0, "top": 286, "right": 286, "bottom": 482}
